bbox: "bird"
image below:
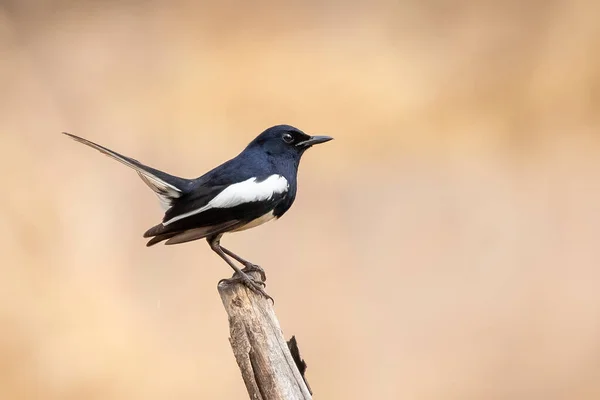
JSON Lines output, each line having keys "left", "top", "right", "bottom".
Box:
{"left": 63, "top": 125, "right": 333, "bottom": 301}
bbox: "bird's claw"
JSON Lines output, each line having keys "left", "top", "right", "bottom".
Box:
{"left": 241, "top": 263, "right": 267, "bottom": 282}
{"left": 219, "top": 272, "right": 273, "bottom": 303}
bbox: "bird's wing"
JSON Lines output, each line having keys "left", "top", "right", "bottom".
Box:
{"left": 163, "top": 175, "right": 288, "bottom": 225}
{"left": 143, "top": 174, "right": 289, "bottom": 244}
{"left": 63, "top": 132, "right": 190, "bottom": 210}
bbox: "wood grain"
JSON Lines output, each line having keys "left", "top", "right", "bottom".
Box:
{"left": 218, "top": 273, "right": 312, "bottom": 400}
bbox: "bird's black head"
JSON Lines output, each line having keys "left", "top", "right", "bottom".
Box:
{"left": 246, "top": 125, "right": 333, "bottom": 159}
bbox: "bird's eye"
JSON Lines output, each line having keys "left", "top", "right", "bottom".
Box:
{"left": 282, "top": 133, "right": 294, "bottom": 144}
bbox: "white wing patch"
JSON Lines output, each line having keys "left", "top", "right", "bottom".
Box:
{"left": 164, "top": 175, "right": 288, "bottom": 225}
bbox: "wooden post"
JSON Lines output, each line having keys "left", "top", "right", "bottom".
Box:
{"left": 217, "top": 272, "right": 312, "bottom": 400}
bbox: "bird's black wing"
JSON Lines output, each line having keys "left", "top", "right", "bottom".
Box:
{"left": 143, "top": 173, "right": 289, "bottom": 245}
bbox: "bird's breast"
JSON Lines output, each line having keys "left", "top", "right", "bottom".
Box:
{"left": 230, "top": 211, "right": 277, "bottom": 232}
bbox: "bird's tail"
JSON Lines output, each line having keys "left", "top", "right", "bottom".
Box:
{"left": 63, "top": 132, "right": 190, "bottom": 210}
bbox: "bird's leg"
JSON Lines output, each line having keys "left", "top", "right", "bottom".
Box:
{"left": 207, "top": 236, "right": 273, "bottom": 303}
{"left": 206, "top": 237, "right": 265, "bottom": 288}
{"left": 219, "top": 246, "right": 267, "bottom": 282}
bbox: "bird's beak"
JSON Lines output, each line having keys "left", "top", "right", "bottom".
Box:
{"left": 296, "top": 135, "right": 334, "bottom": 148}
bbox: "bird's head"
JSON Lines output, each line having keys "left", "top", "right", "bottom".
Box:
{"left": 247, "top": 125, "right": 333, "bottom": 159}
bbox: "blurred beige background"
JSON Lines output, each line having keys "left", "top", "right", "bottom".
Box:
{"left": 1, "top": 0, "right": 600, "bottom": 399}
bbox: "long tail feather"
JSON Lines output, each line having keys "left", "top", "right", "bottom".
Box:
{"left": 63, "top": 132, "right": 190, "bottom": 209}
{"left": 146, "top": 233, "right": 178, "bottom": 246}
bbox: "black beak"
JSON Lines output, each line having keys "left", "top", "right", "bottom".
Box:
{"left": 296, "top": 135, "right": 334, "bottom": 148}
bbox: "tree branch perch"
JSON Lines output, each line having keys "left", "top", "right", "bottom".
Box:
{"left": 218, "top": 272, "right": 312, "bottom": 400}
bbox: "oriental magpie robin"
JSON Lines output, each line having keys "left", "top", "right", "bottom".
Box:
{"left": 63, "top": 125, "right": 332, "bottom": 301}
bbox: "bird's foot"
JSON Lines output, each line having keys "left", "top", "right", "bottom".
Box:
{"left": 219, "top": 272, "right": 273, "bottom": 303}
{"left": 241, "top": 263, "right": 267, "bottom": 282}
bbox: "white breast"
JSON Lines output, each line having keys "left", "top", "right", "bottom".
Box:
{"left": 230, "top": 211, "right": 277, "bottom": 232}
